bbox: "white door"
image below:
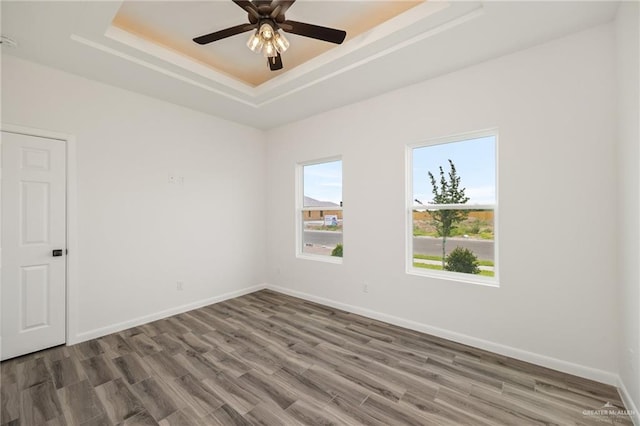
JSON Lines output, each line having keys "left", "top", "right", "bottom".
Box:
{"left": 1, "top": 131, "right": 67, "bottom": 360}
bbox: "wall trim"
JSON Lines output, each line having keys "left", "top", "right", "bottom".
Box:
{"left": 65, "top": 280, "right": 634, "bottom": 417}
{"left": 67, "top": 280, "right": 627, "bottom": 405}
{"left": 70, "top": 283, "right": 267, "bottom": 344}
{"left": 266, "top": 284, "right": 619, "bottom": 387}
{"left": 618, "top": 377, "right": 640, "bottom": 425}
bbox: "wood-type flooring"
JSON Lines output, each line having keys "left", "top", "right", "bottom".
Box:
{"left": 0, "top": 290, "right": 633, "bottom": 425}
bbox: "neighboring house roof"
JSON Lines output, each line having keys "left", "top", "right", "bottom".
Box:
{"left": 304, "top": 196, "right": 339, "bottom": 207}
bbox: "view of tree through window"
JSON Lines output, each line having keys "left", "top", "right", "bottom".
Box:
{"left": 411, "top": 134, "right": 496, "bottom": 280}
{"left": 300, "top": 160, "right": 343, "bottom": 259}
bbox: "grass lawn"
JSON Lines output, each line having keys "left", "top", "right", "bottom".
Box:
{"left": 413, "top": 254, "right": 494, "bottom": 267}
{"left": 413, "top": 261, "right": 494, "bottom": 277}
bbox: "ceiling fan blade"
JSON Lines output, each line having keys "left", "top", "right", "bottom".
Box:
{"left": 193, "top": 24, "right": 256, "bottom": 45}
{"left": 268, "top": 53, "right": 283, "bottom": 71}
{"left": 232, "top": 0, "right": 260, "bottom": 19}
{"left": 281, "top": 20, "right": 346, "bottom": 44}
{"left": 270, "top": 4, "right": 282, "bottom": 19}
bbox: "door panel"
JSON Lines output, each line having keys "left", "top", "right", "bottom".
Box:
{"left": 21, "top": 264, "right": 50, "bottom": 330}
{"left": 21, "top": 181, "right": 50, "bottom": 244}
{"left": 1, "top": 131, "right": 66, "bottom": 360}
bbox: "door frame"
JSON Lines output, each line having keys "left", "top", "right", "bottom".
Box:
{"left": 0, "top": 123, "right": 80, "bottom": 349}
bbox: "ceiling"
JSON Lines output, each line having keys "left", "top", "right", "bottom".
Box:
{"left": 1, "top": 1, "right": 620, "bottom": 129}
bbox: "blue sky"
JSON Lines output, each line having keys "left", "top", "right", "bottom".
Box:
{"left": 303, "top": 160, "right": 343, "bottom": 204}
{"left": 413, "top": 135, "right": 496, "bottom": 205}
{"left": 303, "top": 136, "right": 495, "bottom": 206}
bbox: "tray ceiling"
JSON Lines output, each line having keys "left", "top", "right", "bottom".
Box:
{"left": 113, "top": 1, "right": 422, "bottom": 86}
{"left": 0, "top": 1, "right": 620, "bottom": 129}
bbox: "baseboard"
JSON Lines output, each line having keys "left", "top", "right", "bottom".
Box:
{"left": 266, "top": 284, "right": 619, "bottom": 387}
{"left": 618, "top": 377, "right": 640, "bottom": 425}
{"left": 70, "top": 283, "right": 267, "bottom": 344}
{"left": 69, "top": 282, "right": 620, "bottom": 391}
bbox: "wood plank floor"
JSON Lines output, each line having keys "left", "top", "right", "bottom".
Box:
{"left": 1, "top": 289, "right": 632, "bottom": 425}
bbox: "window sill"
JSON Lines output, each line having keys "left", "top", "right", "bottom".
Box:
{"left": 296, "top": 253, "right": 343, "bottom": 264}
{"left": 407, "top": 267, "right": 499, "bottom": 288}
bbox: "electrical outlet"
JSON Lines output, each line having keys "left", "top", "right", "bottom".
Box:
{"left": 177, "top": 281, "right": 184, "bottom": 291}
{"left": 363, "top": 283, "right": 369, "bottom": 293}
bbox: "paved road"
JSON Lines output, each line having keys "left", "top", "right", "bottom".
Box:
{"left": 303, "top": 231, "right": 494, "bottom": 261}
{"left": 304, "top": 231, "right": 342, "bottom": 247}
{"left": 414, "top": 236, "right": 494, "bottom": 261}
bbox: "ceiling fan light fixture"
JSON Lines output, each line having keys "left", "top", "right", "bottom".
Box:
{"left": 259, "top": 23, "right": 274, "bottom": 41}
{"left": 246, "top": 32, "right": 263, "bottom": 53}
{"left": 274, "top": 32, "right": 289, "bottom": 53}
{"left": 262, "top": 40, "right": 277, "bottom": 58}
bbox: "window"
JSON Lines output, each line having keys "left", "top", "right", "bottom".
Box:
{"left": 297, "top": 159, "right": 343, "bottom": 261}
{"left": 408, "top": 131, "right": 497, "bottom": 284}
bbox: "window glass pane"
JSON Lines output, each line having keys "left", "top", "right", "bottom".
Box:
{"left": 413, "top": 208, "right": 494, "bottom": 277}
{"left": 303, "top": 160, "right": 342, "bottom": 208}
{"left": 300, "top": 159, "right": 343, "bottom": 259}
{"left": 301, "top": 210, "right": 343, "bottom": 257}
{"left": 413, "top": 136, "right": 495, "bottom": 206}
{"left": 411, "top": 135, "right": 496, "bottom": 278}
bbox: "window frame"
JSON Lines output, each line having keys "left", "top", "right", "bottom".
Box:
{"left": 406, "top": 129, "right": 499, "bottom": 286}
{"left": 296, "top": 156, "right": 343, "bottom": 264}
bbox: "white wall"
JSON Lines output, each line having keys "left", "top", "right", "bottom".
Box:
{"left": 266, "top": 24, "right": 619, "bottom": 383}
{"left": 616, "top": 1, "right": 640, "bottom": 415}
{"left": 1, "top": 55, "right": 266, "bottom": 342}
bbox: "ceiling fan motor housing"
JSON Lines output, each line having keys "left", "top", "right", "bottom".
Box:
{"left": 248, "top": 6, "right": 285, "bottom": 25}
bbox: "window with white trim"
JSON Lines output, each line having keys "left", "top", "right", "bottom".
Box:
{"left": 297, "top": 159, "right": 343, "bottom": 261}
{"left": 408, "top": 131, "right": 497, "bottom": 284}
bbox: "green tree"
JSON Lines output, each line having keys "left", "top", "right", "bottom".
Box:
{"left": 427, "top": 159, "right": 470, "bottom": 268}
{"left": 331, "top": 244, "right": 343, "bottom": 257}
{"left": 445, "top": 247, "right": 480, "bottom": 274}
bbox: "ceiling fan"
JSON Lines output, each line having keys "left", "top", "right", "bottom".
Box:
{"left": 193, "top": 0, "right": 347, "bottom": 71}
